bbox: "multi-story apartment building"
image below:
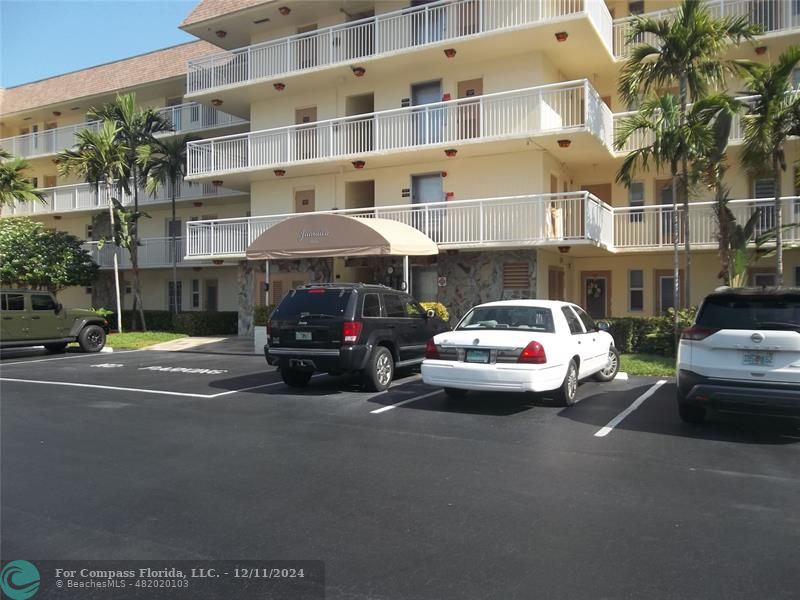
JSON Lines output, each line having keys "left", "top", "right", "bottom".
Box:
{"left": 4, "top": 0, "right": 800, "bottom": 333}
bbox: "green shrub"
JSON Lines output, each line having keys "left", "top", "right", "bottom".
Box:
{"left": 607, "top": 307, "right": 697, "bottom": 357}
{"left": 254, "top": 304, "right": 277, "bottom": 326}
{"left": 173, "top": 311, "right": 238, "bottom": 336}
{"left": 420, "top": 301, "right": 449, "bottom": 322}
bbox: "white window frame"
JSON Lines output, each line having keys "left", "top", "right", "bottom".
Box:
{"left": 628, "top": 269, "right": 644, "bottom": 312}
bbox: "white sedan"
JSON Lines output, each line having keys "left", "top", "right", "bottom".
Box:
{"left": 421, "top": 300, "right": 619, "bottom": 405}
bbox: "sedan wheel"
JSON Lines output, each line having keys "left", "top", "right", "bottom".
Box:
{"left": 555, "top": 360, "right": 578, "bottom": 406}
{"left": 593, "top": 346, "right": 620, "bottom": 382}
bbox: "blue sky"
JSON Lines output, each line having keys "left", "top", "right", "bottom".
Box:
{"left": 1, "top": 0, "right": 199, "bottom": 88}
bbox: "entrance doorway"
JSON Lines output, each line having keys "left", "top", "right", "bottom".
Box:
{"left": 295, "top": 106, "right": 317, "bottom": 160}
{"left": 345, "top": 180, "right": 375, "bottom": 211}
{"left": 548, "top": 267, "right": 565, "bottom": 301}
{"left": 457, "top": 78, "right": 482, "bottom": 139}
{"left": 412, "top": 265, "right": 438, "bottom": 302}
{"left": 294, "top": 189, "right": 315, "bottom": 213}
{"left": 296, "top": 24, "right": 318, "bottom": 69}
{"left": 412, "top": 80, "right": 443, "bottom": 145}
{"left": 204, "top": 279, "right": 218, "bottom": 312}
{"left": 412, "top": 173, "right": 444, "bottom": 240}
{"left": 345, "top": 93, "right": 374, "bottom": 154}
{"left": 581, "top": 271, "right": 611, "bottom": 319}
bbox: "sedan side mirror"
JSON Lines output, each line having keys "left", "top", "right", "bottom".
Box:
{"left": 54, "top": 302, "right": 63, "bottom": 314}
{"left": 596, "top": 320, "right": 610, "bottom": 332}
{"left": 425, "top": 309, "right": 437, "bottom": 319}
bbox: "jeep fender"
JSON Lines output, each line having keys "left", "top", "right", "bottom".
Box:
{"left": 69, "top": 318, "right": 108, "bottom": 338}
{"left": 362, "top": 330, "right": 399, "bottom": 367}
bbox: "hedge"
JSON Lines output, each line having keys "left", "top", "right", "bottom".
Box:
{"left": 105, "top": 310, "right": 238, "bottom": 336}
{"left": 254, "top": 304, "right": 277, "bottom": 327}
{"left": 607, "top": 307, "right": 697, "bottom": 357}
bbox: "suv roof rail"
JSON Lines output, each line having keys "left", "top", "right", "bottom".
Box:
{"left": 299, "top": 282, "right": 394, "bottom": 290}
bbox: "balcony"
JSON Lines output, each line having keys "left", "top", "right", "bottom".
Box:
{"left": 3, "top": 179, "right": 245, "bottom": 218}
{"left": 185, "top": 0, "right": 614, "bottom": 114}
{"left": 613, "top": 0, "right": 800, "bottom": 58}
{"left": 186, "top": 80, "right": 614, "bottom": 185}
{"left": 0, "top": 103, "right": 246, "bottom": 160}
{"left": 84, "top": 237, "right": 218, "bottom": 269}
{"left": 613, "top": 196, "right": 800, "bottom": 250}
{"left": 184, "top": 192, "right": 614, "bottom": 258}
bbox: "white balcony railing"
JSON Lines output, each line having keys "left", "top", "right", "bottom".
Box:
{"left": 613, "top": 0, "right": 800, "bottom": 58}
{"left": 156, "top": 102, "right": 247, "bottom": 134}
{"left": 83, "top": 237, "right": 213, "bottom": 269}
{"left": 4, "top": 179, "right": 243, "bottom": 217}
{"left": 613, "top": 196, "right": 800, "bottom": 249}
{"left": 186, "top": 0, "right": 613, "bottom": 94}
{"left": 184, "top": 192, "right": 612, "bottom": 257}
{"left": 187, "top": 80, "right": 613, "bottom": 177}
{"left": 0, "top": 104, "right": 245, "bottom": 160}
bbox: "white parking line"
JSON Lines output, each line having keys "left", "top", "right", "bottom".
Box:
{"left": 370, "top": 389, "right": 442, "bottom": 414}
{"left": 593, "top": 379, "right": 667, "bottom": 437}
{"left": 0, "top": 377, "right": 288, "bottom": 399}
{"left": 0, "top": 350, "right": 140, "bottom": 366}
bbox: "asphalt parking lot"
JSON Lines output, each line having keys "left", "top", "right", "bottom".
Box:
{"left": 3, "top": 347, "right": 800, "bottom": 599}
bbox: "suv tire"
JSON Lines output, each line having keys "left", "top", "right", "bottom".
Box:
{"left": 678, "top": 402, "right": 707, "bottom": 424}
{"left": 281, "top": 368, "right": 313, "bottom": 388}
{"left": 593, "top": 346, "right": 620, "bottom": 382}
{"left": 363, "top": 346, "right": 394, "bottom": 392}
{"left": 45, "top": 342, "right": 68, "bottom": 354}
{"left": 78, "top": 325, "right": 106, "bottom": 352}
{"left": 554, "top": 360, "right": 578, "bottom": 406}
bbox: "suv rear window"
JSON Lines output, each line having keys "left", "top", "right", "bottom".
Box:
{"left": 271, "top": 288, "right": 352, "bottom": 320}
{"left": 697, "top": 295, "right": 800, "bottom": 330}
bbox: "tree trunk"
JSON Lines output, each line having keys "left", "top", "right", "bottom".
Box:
{"left": 774, "top": 153, "right": 784, "bottom": 287}
{"left": 716, "top": 178, "right": 730, "bottom": 285}
{"left": 106, "top": 177, "right": 123, "bottom": 334}
{"left": 672, "top": 171, "right": 681, "bottom": 345}
{"left": 171, "top": 180, "right": 179, "bottom": 316}
{"left": 679, "top": 76, "right": 691, "bottom": 307}
{"left": 130, "top": 163, "right": 147, "bottom": 331}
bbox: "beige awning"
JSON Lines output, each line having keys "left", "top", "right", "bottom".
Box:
{"left": 245, "top": 213, "right": 439, "bottom": 260}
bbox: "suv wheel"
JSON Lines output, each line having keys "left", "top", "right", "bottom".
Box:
{"left": 593, "top": 347, "right": 620, "bottom": 382}
{"left": 45, "top": 342, "right": 68, "bottom": 354}
{"left": 78, "top": 325, "right": 106, "bottom": 353}
{"left": 678, "top": 402, "right": 706, "bottom": 424}
{"left": 554, "top": 360, "right": 578, "bottom": 406}
{"left": 363, "top": 346, "right": 394, "bottom": 392}
{"left": 281, "top": 368, "right": 313, "bottom": 388}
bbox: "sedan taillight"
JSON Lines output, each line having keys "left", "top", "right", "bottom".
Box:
{"left": 518, "top": 341, "right": 547, "bottom": 364}
{"left": 424, "top": 339, "right": 440, "bottom": 359}
{"left": 680, "top": 326, "right": 719, "bottom": 341}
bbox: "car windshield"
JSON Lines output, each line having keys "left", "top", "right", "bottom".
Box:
{"left": 457, "top": 306, "right": 555, "bottom": 332}
{"left": 271, "top": 288, "right": 352, "bottom": 319}
{"left": 696, "top": 295, "right": 800, "bottom": 330}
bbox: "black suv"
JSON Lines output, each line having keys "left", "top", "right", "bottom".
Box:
{"left": 266, "top": 283, "right": 448, "bottom": 391}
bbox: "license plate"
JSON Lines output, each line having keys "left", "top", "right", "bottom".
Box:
{"left": 743, "top": 351, "right": 773, "bottom": 366}
{"left": 295, "top": 331, "right": 312, "bottom": 341}
{"left": 465, "top": 349, "right": 490, "bottom": 364}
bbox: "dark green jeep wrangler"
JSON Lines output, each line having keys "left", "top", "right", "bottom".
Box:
{"left": 0, "top": 289, "right": 109, "bottom": 353}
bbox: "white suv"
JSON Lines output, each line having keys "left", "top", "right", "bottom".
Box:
{"left": 676, "top": 288, "right": 800, "bottom": 423}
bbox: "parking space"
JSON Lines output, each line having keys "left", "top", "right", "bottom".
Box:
{"left": 3, "top": 347, "right": 800, "bottom": 599}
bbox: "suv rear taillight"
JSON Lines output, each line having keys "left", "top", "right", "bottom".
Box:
{"left": 681, "top": 326, "right": 719, "bottom": 341}
{"left": 425, "top": 339, "right": 440, "bottom": 359}
{"left": 518, "top": 341, "right": 547, "bottom": 364}
{"left": 342, "top": 321, "right": 363, "bottom": 344}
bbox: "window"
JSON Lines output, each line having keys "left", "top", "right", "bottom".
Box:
{"left": 752, "top": 176, "right": 777, "bottom": 233}
{"left": 362, "top": 293, "right": 381, "bottom": 317}
{"left": 1, "top": 293, "right": 25, "bottom": 311}
{"left": 86, "top": 224, "right": 94, "bottom": 240}
{"left": 271, "top": 288, "right": 352, "bottom": 319}
{"left": 628, "top": 182, "right": 644, "bottom": 222}
{"left": 628, "top": 1, "right": 645, "bottom": 15}
{"left": 696, "top": 295, "right": 800, "bottom": 330}
{"left": 402, "top": 295, "right": 424, "bottom": 317}
{"left": 31, "top": 294, "right": 56, "bottom": 310}
{"left": 168, "top": 281, "right": 182, "bottom": 313}
{"left": 659, "top": 276, "right": 675, "bottom": 315}
{"left": 751, "top": 272, "right": 777, "bottom": 288}
{"left": 796, "top": 266, "right": 800, "bottom": 286}
{"left": 561, "top": 306, "right": 584, "bottom": 334}
{"left": 383, "top": 294, "right": 407, "bottom": 318}
{"left": 502, "top": 262, "right": 530, "bottom": 289}
{"left": 573, "top": 306, "right": 596, "bottom": 332}
{"left": 793, "top": 67, "right": 800, "bottom": 89}
{"left": 124, "top": 281, "right": 132, "bottom": 295}
{"left": 629, "top": 270, "right": 644, "bottom": 311}
{"left": 457, "top": 306, "right": 555, "bottom": 332}
{"left": 192, "top": 280, "right": 201, "bottom": 309}
{"left": 85, "top": 287, "right": 93, "bottom": 295}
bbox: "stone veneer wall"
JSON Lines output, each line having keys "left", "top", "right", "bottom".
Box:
{"left": 431, "top": 249, "right": 537, "bottom": 324}
{"left": 237, "top": 260, "right": 255, "bottom": 336}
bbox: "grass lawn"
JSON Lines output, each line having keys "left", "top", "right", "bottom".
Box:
{"left": 620, "top": 353, "right": 676, "bottom": 377}
{"left": 105, "top": 332, "right": 188, "bottom": 350}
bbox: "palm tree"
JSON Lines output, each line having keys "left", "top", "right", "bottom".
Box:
{"left": 740, "top": 47, "right": 800, "bottom": 287}
{"left": 89, "top": 93, "right": 171, "bottom": 329}
{"left": 615, "top": 94, "right": 713, "bottom": 338}
{"left": 138, "top": 135, "right": 199, "bottom": 315}
{"left": 57, "top": 121, "right": 127, "bottom": 333}
{"left": 0, "top": 149, "right": 45, "bottom": 210}
{"left": 619, "top": 0, "right": 758, "bottom": 304}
